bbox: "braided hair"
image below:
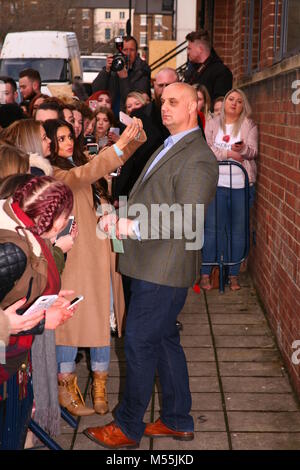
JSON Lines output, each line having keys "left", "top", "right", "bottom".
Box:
{"left": 13, "top": 176, "right": 73, "bottom": 236}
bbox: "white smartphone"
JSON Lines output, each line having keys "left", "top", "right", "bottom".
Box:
{"left": 119, "top": 111, "right": 133, "bottom": 126}
{"left": 22, "top": 295, "right": 58, "bottom": 317}
{"left": 67, "top": 295, "right": 84, "bottom": 310}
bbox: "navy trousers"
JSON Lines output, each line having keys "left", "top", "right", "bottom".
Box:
{"left": 115, "top": 278, "right": 193, "bottom": 442}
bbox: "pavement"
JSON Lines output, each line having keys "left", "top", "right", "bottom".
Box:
{"left": 54, "top": 272, "right": 300, "bottom": 450}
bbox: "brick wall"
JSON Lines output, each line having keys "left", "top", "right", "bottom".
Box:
{"left": 199, "top": 0, "right": 300, "bottom": 398}
{"left": 244, "top": 70, "right": 300, "bottom": 398}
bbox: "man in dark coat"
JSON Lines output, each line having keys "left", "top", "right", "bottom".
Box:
{"left": 92, "top": 36, "right": 151, "bottom": 115}
{"left": 184, "top": 30, "right": 233, "bottom": 104}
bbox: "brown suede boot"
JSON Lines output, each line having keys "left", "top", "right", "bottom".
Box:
{"left": 58, "top": 373, "right": 95, "bottom": 416}
{"left": 92, "top": 371, "right": 109, "bottom": 415}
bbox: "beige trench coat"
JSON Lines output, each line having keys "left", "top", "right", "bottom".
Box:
{"left": 54, "top": 136, "right": 146, "bottom": 347}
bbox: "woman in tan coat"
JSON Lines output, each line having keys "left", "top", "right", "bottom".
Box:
{"left": 44, "top": 118, "right": 145, "bottom": 416}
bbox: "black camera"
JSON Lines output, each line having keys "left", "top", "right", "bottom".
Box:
{"left": 111, "top": 37, "right": 129, "bottom": 73}
{"left": 84, "top": 134, "right": 95, "bottom": 146}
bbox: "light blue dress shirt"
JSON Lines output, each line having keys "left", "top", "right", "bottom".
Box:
{"left": 142, "top": 126, "right": 199, "bottom": 181}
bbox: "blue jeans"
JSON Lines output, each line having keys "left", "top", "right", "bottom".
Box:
{"left": 56, "top": 345, "right": 110, "bottom": 373}
{"left": 201, "top": 186, "right": 253, "bottom": 276}
{"left": 115, "top": 278, "right": 193, "bottom": 442}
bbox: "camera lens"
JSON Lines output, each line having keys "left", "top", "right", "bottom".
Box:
{"left": 111, "top": 54, "right": 126, "bottom": 72}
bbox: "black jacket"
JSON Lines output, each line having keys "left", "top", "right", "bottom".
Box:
{"left": 184, "top": 48, "right": 233, "bottom": 103}
{"left": 0, "top": 242, "right": 44, "bottom": 336}
{"left": 113, "top": 105, "right": 162, "bottom": 199}
{"left": 92, "top": 56, "right": 151, "bottom": 112}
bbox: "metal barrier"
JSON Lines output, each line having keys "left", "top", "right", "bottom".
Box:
{"left": 201, "top": 161, "right": 250, "bottom": 293}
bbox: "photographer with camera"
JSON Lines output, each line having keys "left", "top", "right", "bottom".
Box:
{"left": 92, "top": 36, "right": 151, "bottom": 115}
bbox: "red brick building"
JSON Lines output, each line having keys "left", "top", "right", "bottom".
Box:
{"left": 198, "top": 0, "right": 300, "bottom": 398}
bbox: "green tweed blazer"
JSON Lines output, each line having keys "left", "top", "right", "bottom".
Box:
{"left": 118, "top": 129, "right": 218, "bottom": 288}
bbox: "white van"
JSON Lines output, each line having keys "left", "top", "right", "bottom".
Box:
{"left": 81, "top": 54, "right": 108, "bottom": 84}
{"left": 0, "top": 31, "right": 82, "bottom": 94}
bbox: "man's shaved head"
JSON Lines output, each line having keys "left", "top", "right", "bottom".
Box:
{"left": 161, "top": 82, "right": 198, "bottom": 134}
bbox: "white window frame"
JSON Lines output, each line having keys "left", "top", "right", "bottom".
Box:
{"left": 140, "top": 14, "right": 147, "bottom": 26}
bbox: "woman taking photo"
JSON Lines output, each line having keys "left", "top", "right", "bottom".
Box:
{"left": 0, "top": 175, "right": 75, "bottom": 449}
{"left": 44, "top": 117, "right": 145, "bottom": 416}
{"left": 201, "top": 88, "right": 258, "bottom": 291}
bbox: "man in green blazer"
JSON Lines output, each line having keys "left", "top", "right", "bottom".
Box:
{"left": 84, "top": 83, "right": 218, "bottom": 449}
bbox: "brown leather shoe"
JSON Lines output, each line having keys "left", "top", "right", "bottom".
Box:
{"left": 83, "top": 422, "right": 139, "bottom": 449}
{"left": 144, "top": 418, "right": 194, "bottom": 441}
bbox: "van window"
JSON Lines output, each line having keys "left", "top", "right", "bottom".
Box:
{"left": 82, "top": 57, "right": 107, "bottom": 72}
{"left": 0, "top": 58, "right": 68, "bottom": 82}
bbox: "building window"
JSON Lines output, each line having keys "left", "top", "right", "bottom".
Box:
{"left": 105, "top": 11, "right": 111, "bottom": 19}
{"left": 82, "top": 9, "right": 89, "bottom": 20}
{"left": 120, "top": 11, "right": 125, "bottom": 19}
{"left": 119, "top": 28, "right": 125, "bottom": 37}
{"left": 244, "top": 0, "right": 262, "bottom": 75}
{"left": 140, "top": 32, "right": 147, "bottom": 47}
{"left": 140, "top": 15, "right": 147, "bottom": 26}
{"left": 274, "top": 0, "right": 300, "bottom": 61}
{"left": 105, "top": 28, "right": 111, "bottom": 41}
{"left": 68, "top": 8, "right": 76, "bottom": 19}
{"left": 154, "top": 31, "right": 164, "bottom": 40}
{"left": 83, "top": 28, "right": 89, "bottom": 40}
{"left": 155, "top": 15, "right": 163, "bottom": 27}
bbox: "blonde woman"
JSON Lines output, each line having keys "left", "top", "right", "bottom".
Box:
{"left": 201, "top": 88, "right": 258, "bottom": 291}
{"left": 1, "top": 119, "right": 52, "bottom": 175}
{"left": 125, "top": 91, "right": 147, "bottom": 115}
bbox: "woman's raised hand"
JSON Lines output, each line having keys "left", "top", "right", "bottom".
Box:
{"left": 116, "top": 117, "right": 143, "bottom": 150}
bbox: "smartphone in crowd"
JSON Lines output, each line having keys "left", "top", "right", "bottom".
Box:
{"left": 119, "top": 111, "right": 133, "bottom": 126}
{"left": 109, "top": 127, "right": 120, "bottom": 135}
{"left": 57, "top": 216, "right": 75, "bottom": 239}
{"left": 22, "top": 295, "right": 58, "bottom": 317}
{"left": 67, "top": 295, "right": 84, "bottom": 310}
{"left": 87, "top": 142, "right": 99, "bottom": 155}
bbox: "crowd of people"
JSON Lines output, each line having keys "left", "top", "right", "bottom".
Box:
{"left": 0, "top": 30, "right": 258, "bottom": 450}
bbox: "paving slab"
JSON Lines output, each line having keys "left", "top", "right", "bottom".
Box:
{"left": 181, "top": 335, "right": 213, "bottom": 347}
{"left": 210, "top": 314, "right": 267, "bottom": 325}
{"left": 188, "top": 376, "right": 220, "bottom": 393}
{"left": 181, "top": 324, "right": 211, "bottom": 336}
{"left": 228, "top": 411, "right": 300, "bottom": 432}
{"left": 187, "top": 362, "right": 218, "bottom": 376}
{"left": 222, "top": 377, "right": 293, "bottom": 393}
{"left": 177, "top": 313, "right": 209, "bottom": 324}
{"left": 184, "top": 348, "right": 215, "bottom": 361}
{"left": 215, "top": 336, "right": 276, "bottom": 348}
{"left": 152, "top": 432, "right": 229, "bottom": 450}
{"left": 193, "top": 411, "right": 226, "bottom": 431}
{"left": 225, "top": 393, "right": 300, "bottom": 411}
{"left": 213, "top": 324, "right": 272, "bottom": 336}
{"left": 219, "top": 362, "right": 285, "bottom": 377}
{"left": 231, "top": 432, "right": 300, "bottom": 450}
{"left": 217, "top": 348, "right": 280, "bottom": 362}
